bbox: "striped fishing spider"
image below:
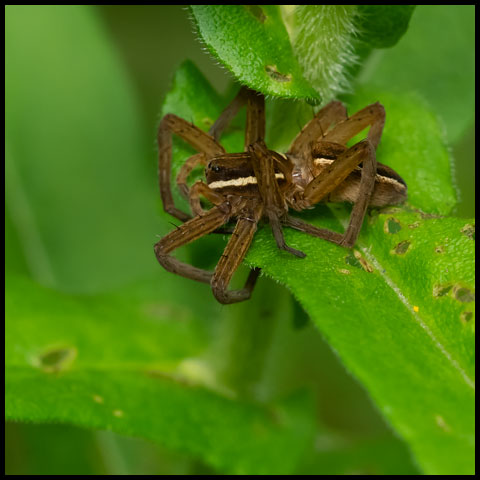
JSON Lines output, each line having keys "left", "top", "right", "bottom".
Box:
{"left": 154, "top": 87, "right": 407, "bottom": 304}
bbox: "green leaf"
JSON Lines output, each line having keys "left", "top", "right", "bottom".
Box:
{"left": 5, "top": 423, "right": 108, "bottom": 475}
{"left": 156, "top": 63, "right": 474, "bottom": 474}
{"left": 5, "top": 274, "right": 316, "bottom": 475}
{"left": 298, "top": 435, "right": 420, "bottom": 475}
{"left": 355, "top": 5, "right": 416, "bottom": 48}
{"left": 5, "top": 5, "right": 159, "bottom": 293}
{"left": 357, "top": 5, "right": 475, "bottom": 143}
{"left": 247, "top": 210, "right": 474, "bottom": 476}
{"left": 190, "top": 5, "right": 319, "bottom": 101}
{"left": 190, "top": 6, "right": 417, "bottom": 102}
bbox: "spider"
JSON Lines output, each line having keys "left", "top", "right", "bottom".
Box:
{"left": 154, "top": 87, "right": 407, "bottom": 304}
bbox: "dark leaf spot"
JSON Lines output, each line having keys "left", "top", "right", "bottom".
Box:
{"left": 265, "top": 65, "right": 292, "bottom": 82}
{"left": 202, "top": 117, "right": 214, "bottom": 128}
{"left": 384, "top": 217, "right": 401, "bottom": 234}
{"left": 345, "top": 251, "right": 373, "bottom": 272}
{"left": 433, "top": 284, "right": 452, "bottom": 297}
{"left": 393, "top": 240, "right": 410, "bottom": 255}
{"left": 245, "top": 5, "right": 266, "bottom": 22}
{"left": 35, "top": 346, "right": 77, "bottom": 373}
{"left": 453, "top": 285, "right": 475, "bottom": 303}
{"left": 460, "top": 311, "right": 473, "bottom": 324}
{"left": 460, "top": 223, "right": 475, "bottom": 240}
{"left": 345, "top": 252, "right": 362, "bottom": 269}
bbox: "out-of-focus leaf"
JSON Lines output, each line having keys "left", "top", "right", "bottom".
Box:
{"left": 5, "top": 276, "right": 315, "bottom": 475}
{"left": 5, "top": 5, "right": 159, "bottom": 293}
{"left": 358, "top": 5, "right": 475, "bottom": 143}
{"left": 5, "top": 423, "right": 107, "bottom": 475}
{"left": 5, "top": 205, "right": 29, "bottom": 275}
{"left": 298, "top": 435, "right": 420, "bottom": 475}
{"left": 355, "top": 5, "right": 416, "bottom": 48}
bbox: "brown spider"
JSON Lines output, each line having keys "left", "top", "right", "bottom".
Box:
{"left": 154, "top": 87, "right": 407, "bottom": 304}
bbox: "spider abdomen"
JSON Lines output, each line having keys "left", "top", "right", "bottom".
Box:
{"left": 312, "top": 157, "right": 407, "bottom": 206}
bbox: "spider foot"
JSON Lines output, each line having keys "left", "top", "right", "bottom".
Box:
{"left": 280, "top": 244, "right": 306, "bottom": 258}
{"left": 339, "top": 236, "right": 355, "bottom": 249}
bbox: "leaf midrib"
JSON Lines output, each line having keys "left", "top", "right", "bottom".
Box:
{"left": 357, "top": 243, "right": 475, "bottom": 391}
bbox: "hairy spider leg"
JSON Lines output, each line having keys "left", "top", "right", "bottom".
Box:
{"left": 189, "top": 181, "right": 227, "bottom": 216}
{"left": 176, "top": 153, "right": 208, "bottom": 199}
{"left": 243, "top": 90, "right": 305, "bottom": 258}
{"left": 283, "top": 215, "right": 343, "bottom": 244}
{"left": 303, "top": 102, "right": 385, "bottom": 207}
{"left": 154, "top": 197, "right": 261, "bottom": 305}
{"left": 174, "top": 87, "right": 254, "bottom": 205}
{"left": 287, "top": 101, "right": 348, "bottom": 157}
{"left": 245, "top": 89, "right": 266, "bottom": 149}
{"left": 249, "top": 140, "right": 306, "bottom": 258}
{"left": 211, "top": 202, "right": 263, "bottom": 304}
{"left": 158, "top": 114, "right": 225, "bottom": 222}
{"left": 209, "top": 86, "right": 249, "bottom": 142}
{"left": 322, "top": 102, "right": 385, "bottom": 149}
{"left": 296, "top": 139, "right": 377, "bottom": 247}
{"left": 154, "top": 199, "right": 237, "bottom": 284}
{"left": 340, "top": 141, "right": 377, "bottom": 246}
{"left": 293, "top": 102, "right": 385, "bottom": 247}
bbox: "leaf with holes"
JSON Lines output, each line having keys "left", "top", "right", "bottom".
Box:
{"left": 160, "top": 62, "right": 474, "bottom": 475}
{"left": 190, "top": 5, "right": 319, "bottom": 101}
{"left": 5, "top": 274, "right": 316, "bottom": 475}
{"left": 190, "top": 6, "right": 416, "bottom": 101}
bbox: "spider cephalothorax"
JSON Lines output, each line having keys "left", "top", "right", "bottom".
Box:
{"left": 154, "top": 87, "right": 407, "bottom": 304}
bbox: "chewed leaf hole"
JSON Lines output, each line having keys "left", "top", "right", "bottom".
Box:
{"left": 201, "top": 117, "right": 214, "bottom": 128}
{"left": 460, "top": 311, "right": 473, "bottom": 324}
{"left": 245, "top": 5, "right": 266, "bottom": 22}
{"left": 392, "top": 240, "right": 410, "bottom": 255}
{"left": 265, "top": 65, "right": 292, "bottom": 83}
{"left": 33, "top": 345, "right": 77, "bottom": 373}
{"left": 345, "top": 251, "right": 373, "bottom": 273}
{"left": 453, "top": 285, "right": 475, "bottom": 303}
{"left": 433, "top": 284, "right": 452, "bottom": 297}
{"left": 433, "top": 283, "right": 475, "bottom": 303}
{"left": 460, "top": 223, "right": 475, "bottom": 240}
{"left": 384, "top": 217, "right": 401, "bottom": 234}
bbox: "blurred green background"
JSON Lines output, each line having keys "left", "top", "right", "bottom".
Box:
{"left": 5, "top": 5, "right": 474, "bottom": 475}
